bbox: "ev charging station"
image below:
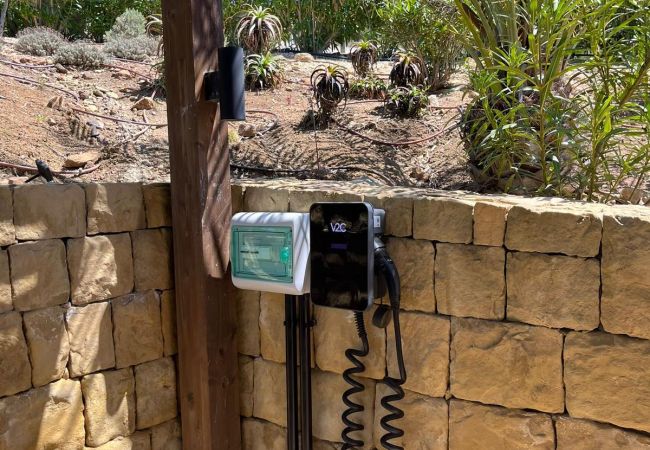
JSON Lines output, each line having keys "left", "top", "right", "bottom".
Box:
{"left": 232, "top": 203, "right": 406, "bottom": 450}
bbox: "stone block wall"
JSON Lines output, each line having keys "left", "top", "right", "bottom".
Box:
{"left": 0, "top": 183, "right": 180, "bottom": 450}
{"left": 5, "top": 179, "right": 650, "bottom": 450}
{"left": 234, "top": 179, "right": 650, "bottom": 450}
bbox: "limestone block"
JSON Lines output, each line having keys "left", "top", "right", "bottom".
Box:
{"left": 314, "top": 439, "right": 340, "bottom": 450}
{"left": 244, "top": 186, "right": 289, "bottom": 212}
{"left": 67, "top": 234, "right": 134, "bottom": 305}
{"left": 143, "top": 183, "right": 172, "bottom": 228}
{"left": 85, "top": 183, "right": 146, "bottom": 234}
{"left": 132, "top": 228, "right": 174, "bottom": 291}
{"left": 82, "top": 368, "right": 136, "bottom": 446}
{"left": 473, "top": 202, "right": 509, "bottom": 246}
{"left": 66, "top": 302, "right": 115, "bottom": 377}
{"left": 505, "top": 205, "right": 602, "bottom": 257}
{"left": 602, "top": 214, "right": 650, "bottom": 339}
{"left": 259, "top": 292, "right": 285, "bottom": 363}
{"left": 388, "top": 312, "right": 449, "bottom": 397}
{"left": 289, "top": 190, "right": 360, "bottom": 213}
{"left": 0, "top": 379, "right": 85, "bottom": 450}
{"left": 242, "top": 418, "right": 286, "bottom": 450}
{"left": 386, "top": 238, "right": 435, "bottom": 312}
{"left": 0, "top": 311, "right": 31, "bottom": 397}
{"left": 564, "top": 331, "right": 650, "bottom": 432}
{"left": 0, "top": 187, "right": 14, "bottom": 246}
{"left": 450, "top": 318, "right": 564, "bottom": 413}
{"left": 413, "top": 197, "right": 474, "bottom": 243}
{"left": 0, "top": 251, "right": 11, "bottom": 313}
{"left": 24, "top": 306, "right": 69, "bottom": 387}
{"left": 14, "top": 184, "right": 86, "bottom": 239}
{"left": 373, "top": 386, "right": 448, "bottom": 450}
{"left": 135, "top": 357, "right": 177, "bottom": 429}
{"left": 239, "top": 355, "right": 254, "bottom": 417}
{"left": 89, "top": 431, "right": 151, "bottom": 450}
{"left": 9, "top": 239, "right": 70, "bottom": 311}
{"left": 357, "top": 194, "right": 413, "bottom": 237}
{"left": 312, "top": 369, "right": 375, "bottom": 444}
{"left": 449, "top": 400, "right": 554, "bottom": 450}
{"left": 160, "top": 290, "right": 177, "bottom": 356}
{"left": 237, "top": 290, "right": 260, "bottom": 357}
{"left": 253, "top": 358, "right": 287, "bottom": 427}
{"left": 556, "top": 416, "right": 650, "bottom": 449}
{"left": 435, "top": 244, "right": 506, "bottom": 320}
{"left": 113, "top": 291, "right": 164, "bottom": 368}
{"left": 507, "top": 252, "right": 600, "bottom": 330}
{"left": 151, "top": 419, "right": 181, "bottom": 450}
{"left": 314, "top": 305, "right": 385, "bottom": 379}
{"left": 231, "top": 184, "right": 244, "bottom": 215}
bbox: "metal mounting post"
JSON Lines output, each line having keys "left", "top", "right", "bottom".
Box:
{"left": 285, "top": 295, "right": 314, "bottom": 450}
{"left": 285, "top": 295, "right": 299, "bottom": 450}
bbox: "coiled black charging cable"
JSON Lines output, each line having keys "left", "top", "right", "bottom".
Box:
{"left": 341, "top": 312, "right": 369, "bottom": 449}
{"left": 375, "top": 247, "right": 407, "bottom": 450}
{"left": 340, "top": 244, "right": 406, "bottom": 450}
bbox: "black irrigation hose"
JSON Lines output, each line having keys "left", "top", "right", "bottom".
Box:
{"left": 70, "top": 107, "right": 168, "bottom": 128}
{"left": 105, "top": 63, "right": 153, "bottom": 80}
{"left": 0, "top": 160, "right": 101, "bottom": 178}
{"left": 244, "top": 109, "right": 280, "bottom": 136}
{"left": 333, "top": 117, "right": 460, "bottom": 147}
{"left": 0, "top": 71, "right": 79, "bottom": 100}
{"left": 229, "top": 162, "right": 394, "bottom": 184}
{"left": 111, "top": 57, "right": 155, "bottom": 66}
{"left": 0, "top": 59, "right": 55, "bottom": 69}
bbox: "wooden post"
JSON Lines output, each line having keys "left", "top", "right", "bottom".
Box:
{"left": 161, "top": 0, "right": 241, "bottom": 449}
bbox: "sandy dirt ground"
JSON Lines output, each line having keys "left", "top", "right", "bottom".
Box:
{"left": 0, "top": 39, "right": 477, "bottom": 190}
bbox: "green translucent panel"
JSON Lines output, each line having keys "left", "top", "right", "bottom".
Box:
{"left": 232, "top": 226, "right": 293, "bottom": 283}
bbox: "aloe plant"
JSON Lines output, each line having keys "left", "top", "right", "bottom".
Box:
{"left": 236, "top": 5, "right": 283, "bottom": 54}
{"left": 245, "top": 52, "right": 283, "bottom": 90}
{"left": 311, "top": 65, "right": 349, "bottom": 116}
{"left": 349, "top": 40, "right": 378, "bottom": 78}
{"left": 389, "top": 52, "right": 426, "bottom": 87}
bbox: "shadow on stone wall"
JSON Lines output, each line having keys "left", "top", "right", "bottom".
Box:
{"left": 0, "top": 182, "right": 181, "bottom": 450}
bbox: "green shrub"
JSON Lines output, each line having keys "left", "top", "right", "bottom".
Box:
{"left": 457, "top": 0, "right": 650, "bottom": 201}
{"left": 54, "top": 42, "right": 107, "bottom": 68}
{"left": 104, "top": 35, "right": 158, "bottom": 60}
{"left": 349, "top": 77, "right": 387, "bottom": 99}
{"left": 15, "top": 26, "right": 66, "bottom": 56}
{"left": 384, "top": 85, "right": 429, "bottom": 117}
{"left": 104, "top": 8, "right": 146, "bottom": 41}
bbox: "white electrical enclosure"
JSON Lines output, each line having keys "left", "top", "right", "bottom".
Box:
{"left": 231, "top": 212, "right": 310, "bottom": 295}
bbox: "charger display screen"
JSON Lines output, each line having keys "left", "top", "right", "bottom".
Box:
{"left": 309, "top": 203, "right": 373, "bottom": 311}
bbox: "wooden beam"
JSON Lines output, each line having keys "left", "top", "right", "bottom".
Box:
{"left": 161, "top": 0, "right": 241, "bottom": 449}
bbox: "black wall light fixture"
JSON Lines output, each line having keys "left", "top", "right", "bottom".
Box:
{"left": 204, "top": 46, "right": 246, "bottom": 121}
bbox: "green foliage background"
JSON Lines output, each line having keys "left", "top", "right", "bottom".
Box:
{"left": 223, "top": 0, "right": 381, "bottom": 52}
{"left": 2, "top": 0, "right": 160, "bottom": 41}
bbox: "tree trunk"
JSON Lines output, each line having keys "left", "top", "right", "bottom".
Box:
{"left": 0, "top": 0, "right": 9, "bottom": 38}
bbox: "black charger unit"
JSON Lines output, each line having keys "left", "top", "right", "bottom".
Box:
{"left": 309, "top": 202, "right": 379, "bottom": 311}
